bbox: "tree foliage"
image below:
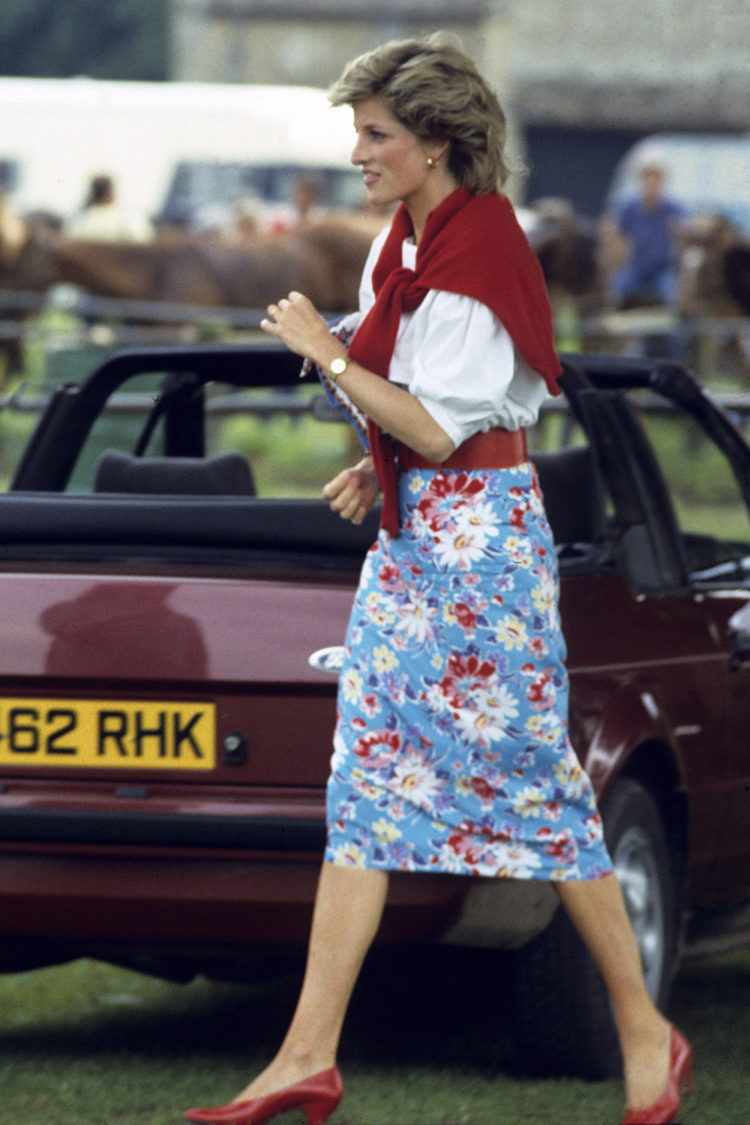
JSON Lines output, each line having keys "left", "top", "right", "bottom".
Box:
{"left": 0, "top": 0, "right": 168, "bottom": 81}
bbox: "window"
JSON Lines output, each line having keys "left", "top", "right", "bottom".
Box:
{"left": 635, "top": 393, "right": 750, "bottom": 579}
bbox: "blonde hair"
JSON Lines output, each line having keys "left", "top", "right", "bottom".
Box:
{"left": 329, "top": 35, "right": 510, "bottom": 194}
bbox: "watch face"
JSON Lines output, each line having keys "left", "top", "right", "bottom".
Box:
{"left": 331, "top": 358, "right": 348, "bottom": 375}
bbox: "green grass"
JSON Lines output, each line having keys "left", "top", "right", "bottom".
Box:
{"left": 0, "top": 947, "right": 747, "bottom": 1124}
{"left": 219, "top": 405, "right": 356, "bottom": 497}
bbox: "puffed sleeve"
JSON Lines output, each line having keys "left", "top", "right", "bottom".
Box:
{"left": 389, "top": 288, "right": 550, "bottom": 448}
{"left": 358, "top": 227, "right": 387, "bottom": 314}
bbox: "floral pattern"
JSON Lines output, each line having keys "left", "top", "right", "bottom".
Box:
{"left": 325, "top": 464, "right": 613, "bottom": 881}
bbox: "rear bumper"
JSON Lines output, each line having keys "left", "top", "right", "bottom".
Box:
{"left": 0, "top": 848, "right": 324, "bottom": 944}
{"left": 0, "top": 804, "right": 558, "bottom": 967}
{"left": 0, "top": 805, "right": 325, "bottom": 851}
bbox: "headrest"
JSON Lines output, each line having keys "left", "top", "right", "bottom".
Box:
{"left": 94, "top": 450, "right": 255, "bottom": 495}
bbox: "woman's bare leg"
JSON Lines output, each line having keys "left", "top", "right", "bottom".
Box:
{"left": 556, "top": 873, "right": 672, "bottom": 1109}
{"left": 228, "top": 864, "right": 670, "bottom": 1109}
{"left": 233, "top": 861, "right": 389, "bottom": 1102}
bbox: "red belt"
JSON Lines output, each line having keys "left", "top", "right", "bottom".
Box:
{"left": 395, "top": 427, "right": 527, "bottom": 472}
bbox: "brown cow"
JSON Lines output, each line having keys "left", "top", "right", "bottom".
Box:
{"left": 0, "top": 202, "right": 383, "bottom": 314}
{"left": 0, "top": 200, "right": 388, "bottom": 373}
{"left": 676, "top": 215, "right": 750, "bottom": 382}
{"left": 677, "top": 215, "right": 746, "bottom": 317}
{"left": 523, "top": 197, "right": 608, "bottom": 316}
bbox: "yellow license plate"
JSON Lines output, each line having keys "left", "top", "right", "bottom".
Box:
{"left": 0, "top": 698, "right": 216, "bottom": 770}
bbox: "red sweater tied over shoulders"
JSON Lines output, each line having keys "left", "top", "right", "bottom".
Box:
{"left": 347, "top": 187, "right": 562, "bottom": 535}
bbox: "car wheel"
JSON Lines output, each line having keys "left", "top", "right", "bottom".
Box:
{"left": 508, "top": 777, "right": 679, "bottom": 1078}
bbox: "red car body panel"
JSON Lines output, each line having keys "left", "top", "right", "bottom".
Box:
{"left": 0, "top": 344, "right": 749, "bottom": 978}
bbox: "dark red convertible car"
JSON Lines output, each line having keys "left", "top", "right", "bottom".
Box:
{"left": 0, "top": 342, "right": 749, "bottom": 1077}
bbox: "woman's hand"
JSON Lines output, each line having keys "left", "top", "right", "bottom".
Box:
{"left": 323, "top": 457, "right": 379, "bottom": 524}
{"left": 260, "top": 290, "right": 342, "bottom": 369}
{"left": 261, "top": 291, "right": 453, "bottom": 465}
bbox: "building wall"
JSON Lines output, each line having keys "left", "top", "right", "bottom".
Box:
{"left": 171, "top": 0, "right": 749, "bottom": 130}
{"left": 171, "top": 1, "right": 490, "bottom": 87}
{"left": 169, "top": 0, "right": 749, "bottom": 214}
{"left": 511, "top": 0, "right": 749, "bottom": 129}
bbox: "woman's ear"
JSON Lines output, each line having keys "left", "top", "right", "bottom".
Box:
{"left": 424, "top": 140, "right": 450, "bottom": 169}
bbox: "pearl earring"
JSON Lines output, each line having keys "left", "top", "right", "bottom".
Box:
{"left": 426, "top": 156, "right": 436, "bottom": 169}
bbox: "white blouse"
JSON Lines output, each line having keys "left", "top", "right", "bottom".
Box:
{"left": 358, "top": 228, "right": 551, "bottom": 449}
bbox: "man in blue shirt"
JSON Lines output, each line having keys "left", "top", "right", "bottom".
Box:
{"left": 612, "top": 162, "right": 686, "bottom": 308}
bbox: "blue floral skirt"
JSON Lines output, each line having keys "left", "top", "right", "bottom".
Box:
{"left": 325, "top": 464, "right": 613, "bottom": 881}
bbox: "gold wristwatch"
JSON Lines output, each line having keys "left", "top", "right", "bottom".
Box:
{"left": 329, "top": 356, "right": 349, "bottom": 382}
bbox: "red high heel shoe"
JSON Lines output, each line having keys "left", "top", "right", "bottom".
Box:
{"left": 183, "top": 1067, "right": 343, "bottom": 1125}
{"left": 621, "top": 1027, "right": 692, "bottom": 1124}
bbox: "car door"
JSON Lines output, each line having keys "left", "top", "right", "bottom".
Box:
{"left": 634, "top": 387, "right": 750, "bottom": 903}
{"left": 724, "top": 597, "right": 750, "bottom": 898}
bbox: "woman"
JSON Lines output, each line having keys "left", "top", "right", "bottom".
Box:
{"left": 185, "top": 36, "right": 691, "bottom": 1125}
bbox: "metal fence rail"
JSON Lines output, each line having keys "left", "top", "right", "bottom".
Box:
{"left": 2, "top": 285, "right": 749, "bottom": 344}
{"left": 4, "top": 386, "right": 750, "bottom": 427}
{"left": 1, "top": 286, "right": 749, "bottom": 421}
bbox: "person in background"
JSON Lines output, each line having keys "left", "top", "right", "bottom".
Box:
{"left": 64, "top": 173, "right": 153, "bottom": 243}
{"left": 608, "top": 161, "right": 687, "bottom": 308}
{"left": 265, "top": 174, "right": 327, "bottom": 233}
{"left": 184, "top": 36, "right": 692, "bottom": 1125}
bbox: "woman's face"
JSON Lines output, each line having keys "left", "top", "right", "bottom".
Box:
{"left": 351, "top": 98, "right": 444, "bottom": 214}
